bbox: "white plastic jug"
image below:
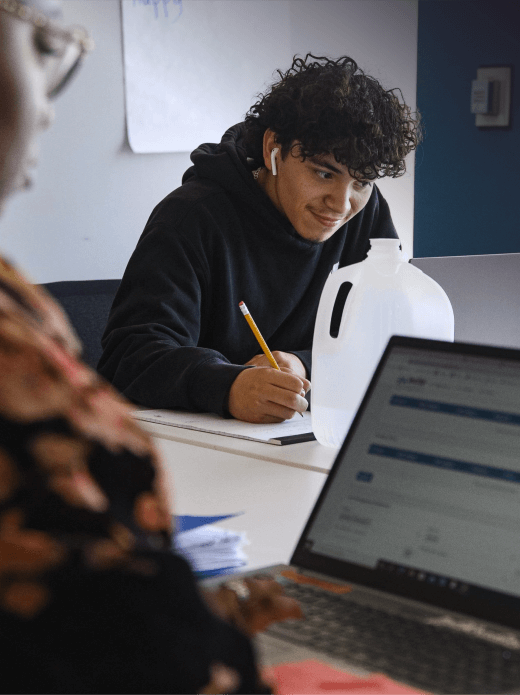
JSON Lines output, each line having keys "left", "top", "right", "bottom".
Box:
{"left": 311, "top": 239, "right": 454, "bottom": 448}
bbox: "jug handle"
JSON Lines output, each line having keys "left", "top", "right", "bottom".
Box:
{"left": 314, "top": 263, "right": 362, "bottom": 340}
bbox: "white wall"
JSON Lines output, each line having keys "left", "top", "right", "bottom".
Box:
{"left": 0, "top": 0, "right": 417, "bottom": 283}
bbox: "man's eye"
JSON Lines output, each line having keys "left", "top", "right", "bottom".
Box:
{"left": 316, "top": 169, "right": 332, "bottom": 180}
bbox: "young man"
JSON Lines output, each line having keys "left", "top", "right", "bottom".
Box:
{"left": 99, "top": 54, "right": 420, "bottom": 424}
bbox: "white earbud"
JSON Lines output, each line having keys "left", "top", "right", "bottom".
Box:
{"left": 270, "top": 147, "right": 279, "bottom": 176}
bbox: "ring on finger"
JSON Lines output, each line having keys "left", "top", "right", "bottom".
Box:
{"left": 223, "top": 578, "right": 250, "bottom": 602}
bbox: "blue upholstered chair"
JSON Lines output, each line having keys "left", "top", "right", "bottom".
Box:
{"left": 42, "top": 279, "right": 121, "bottom": 369}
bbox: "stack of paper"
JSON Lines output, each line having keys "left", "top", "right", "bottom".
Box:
{"left": 173, "top": 513, "right": 248, "bottom": 578}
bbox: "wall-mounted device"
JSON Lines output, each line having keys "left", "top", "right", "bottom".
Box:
{"left": 471, "top": 65, "right": 512, "bottom": 128}
{"left": 470, "top": 79, "right": 498, "bottom": 115}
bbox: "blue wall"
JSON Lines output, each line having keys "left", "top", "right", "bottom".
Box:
{"left": 414, "top": 1, "right": 519, "bottom": 257}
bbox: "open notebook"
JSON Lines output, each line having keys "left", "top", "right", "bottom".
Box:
{"left": 133, "top": 409, "right": 315, "bottom": 445}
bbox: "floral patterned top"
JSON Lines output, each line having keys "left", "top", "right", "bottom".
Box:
{"left": 0, "top": 256, "right": 263, "bottom": 694}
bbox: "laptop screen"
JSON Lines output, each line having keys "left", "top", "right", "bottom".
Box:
{"left": 293, "top": 337, "right": 520, "bottom": 628}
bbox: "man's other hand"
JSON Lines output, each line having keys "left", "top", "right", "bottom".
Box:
{"left": 228, "top": 364, "right": 310, "bottom": 423}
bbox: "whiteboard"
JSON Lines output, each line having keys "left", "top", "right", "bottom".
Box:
{"left": 121, "top": 0, "right": 292, "bottom": 153}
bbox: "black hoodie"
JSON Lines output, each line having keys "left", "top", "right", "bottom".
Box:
{"left": 98, "top": 123, "right": 398, "bottom": 416}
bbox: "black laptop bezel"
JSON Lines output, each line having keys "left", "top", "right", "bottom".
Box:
{"left": 292, "top": 335, "right": 520, "bottom": 631}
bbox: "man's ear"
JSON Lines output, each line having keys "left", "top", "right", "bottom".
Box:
{"left": 262, "top": 129, "right": 278, "bottom": 172}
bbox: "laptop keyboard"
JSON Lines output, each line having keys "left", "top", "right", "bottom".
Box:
{"left": 266, "top": 581, "right": 520, "bottom": 694}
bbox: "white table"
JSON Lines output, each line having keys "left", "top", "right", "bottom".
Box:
{"left": 141, "top": 421, "right": 337, "bottom": 570}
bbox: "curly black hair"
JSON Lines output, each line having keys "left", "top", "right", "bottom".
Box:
{"left": 243, "top": 54, "right": 421, "bottom": 181}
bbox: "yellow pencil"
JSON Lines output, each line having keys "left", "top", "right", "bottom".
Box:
{"left": 239, "top": 301, "right": 304, "bottom": 416}
{"left": 239, "top": 301, "right": 280, "bottom": 369}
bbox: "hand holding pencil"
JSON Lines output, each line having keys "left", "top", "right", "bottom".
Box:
{"left": 227, "top": 302, "right": 310, "bottom": 424}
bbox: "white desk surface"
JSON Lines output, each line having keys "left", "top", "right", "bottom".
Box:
{"left": 150, "top": 428, "right": 334, "bottom": 571}
{"left": 140, "top": 419, "right": 338, "bottom": 474}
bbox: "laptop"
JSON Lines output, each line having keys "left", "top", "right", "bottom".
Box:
{"left": 410, "top": 254, "right": 520, "bottom": 350}
{"left": 241, "top": 336, "right": 520, "bottom": 694}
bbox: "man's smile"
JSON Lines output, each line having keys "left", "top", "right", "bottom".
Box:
{"left": 308, "top": 208, "right": 345, "bottom": 227}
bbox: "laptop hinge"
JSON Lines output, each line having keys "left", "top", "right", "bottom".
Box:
{"left": 424, "top": 615, "right": 520, "bottom": 650}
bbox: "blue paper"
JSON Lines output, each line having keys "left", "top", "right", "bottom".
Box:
{"left": 174, "top": 512, "right": 244, "bottom": 533}
{"left": 194, "top": 565, "right": 246, "bottom": 579}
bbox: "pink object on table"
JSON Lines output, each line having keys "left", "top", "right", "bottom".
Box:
{"left": 263, "top": 659, "right": 430, "bottom": 695}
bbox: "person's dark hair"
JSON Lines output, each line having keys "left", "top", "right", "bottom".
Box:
{"left": 244, "top": 53, "right": 421, "bottom": 180}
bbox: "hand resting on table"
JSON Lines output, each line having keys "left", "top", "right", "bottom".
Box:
{"left": 200, "top": 576, "right": 302, "bottom": 692}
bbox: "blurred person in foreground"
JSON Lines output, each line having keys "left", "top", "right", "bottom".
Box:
{"left": 0, "top": 1, "right": 299, "bottom": 692}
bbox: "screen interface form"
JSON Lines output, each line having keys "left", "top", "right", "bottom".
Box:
{"left": 307, "top": 346, "right": 520, "bottom": 599}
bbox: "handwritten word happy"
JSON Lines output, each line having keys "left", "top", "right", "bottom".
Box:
{"left": 133, "top": 0, "right": 183, "bottom": 20}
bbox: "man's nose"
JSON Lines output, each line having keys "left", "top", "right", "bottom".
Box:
{"left": 326, "top": 183, "right": 352, "bottom": 215}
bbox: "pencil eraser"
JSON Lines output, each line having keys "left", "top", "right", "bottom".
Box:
{"left": 239, "top": 302, "right": 248, "bottom": 315}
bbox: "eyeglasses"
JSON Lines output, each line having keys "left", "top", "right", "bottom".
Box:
{"left": 0, "top": 0, "right": 94, "bottom": 98}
